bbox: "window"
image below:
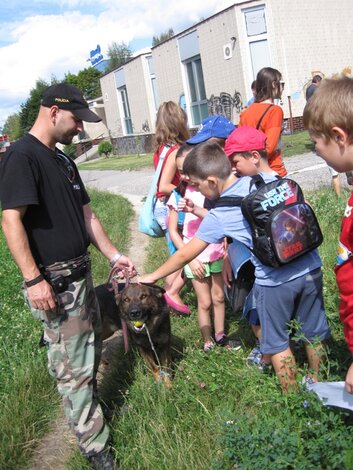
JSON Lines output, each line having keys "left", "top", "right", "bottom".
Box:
{"left": 185, "top": 56, "right": 208, "bottom": 126}
{"left": 244, "top": 8, "right": 267, "bottom": 36}
{"left": 243, "top": 5, "right": 270, "bottom": 80}
{"left": 119, "top": 86, "right": 133, "bottom": 135}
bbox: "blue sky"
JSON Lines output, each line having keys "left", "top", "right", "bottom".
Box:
{"left": 0, "top": 0, "right": 235, "bottom": 130}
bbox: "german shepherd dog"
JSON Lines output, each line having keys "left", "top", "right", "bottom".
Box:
{"left": 116, "top": 283, "right": 172, "bottom": 388}
{"left": 95, "top": 283, "right": 172, "bottom": 388}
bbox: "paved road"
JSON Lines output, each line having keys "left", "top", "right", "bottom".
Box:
{"left": 79, "top": 151, "right": 351, "bottom": 202}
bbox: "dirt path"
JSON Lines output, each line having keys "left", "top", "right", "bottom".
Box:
{"left": 27, "top": 199, "right": 149, "bottom": 470}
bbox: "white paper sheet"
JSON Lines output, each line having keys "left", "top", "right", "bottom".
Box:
{"left": 308, "top": 381, "right": 353, "bottom": 411}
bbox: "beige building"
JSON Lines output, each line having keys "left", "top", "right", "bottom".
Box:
{"left": 100, "top": 0, "right": 353, "bottom": 139}
{"left": 100, "top": 51, "right": 158, "bottom": 139}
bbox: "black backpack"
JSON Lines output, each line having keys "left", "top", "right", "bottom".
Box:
{"left": 224, "top": 260, "right": 255, "bottom": 313}
{"left": 215, "top": 175, "right": 323, "bottom": 268}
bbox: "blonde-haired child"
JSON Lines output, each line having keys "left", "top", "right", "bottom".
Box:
{"left": 304, "top": 76, "right": 353, "bottom": 393}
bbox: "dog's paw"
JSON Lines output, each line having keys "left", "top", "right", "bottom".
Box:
{"left": 158, "top": 370, "right": 172, "bottom": 389}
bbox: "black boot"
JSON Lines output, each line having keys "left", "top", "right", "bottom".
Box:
{"left": 346, "top": 171, "right": 353, "bottom": 186}
{"left": 88, "top": 448, "right": 119, "bottom": 469}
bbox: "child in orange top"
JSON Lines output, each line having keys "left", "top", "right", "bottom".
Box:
{"left": 239, "top": 67, "right": 287, "bottom": 177}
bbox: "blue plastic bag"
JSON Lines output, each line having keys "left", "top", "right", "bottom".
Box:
{"left": 138, "top": 194, "right": 164, "bottom": 237}
{"left": 138, "top": 145, "right": 170, "bottom": 238}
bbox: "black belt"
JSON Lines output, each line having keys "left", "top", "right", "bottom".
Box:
{"left": 44, "top": 263, "right": 89, "bottom": 294}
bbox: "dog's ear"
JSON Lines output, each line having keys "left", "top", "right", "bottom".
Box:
{"left": 114, "top": 292, "right": 122, "bottom": 306}
{"left": 147, "top": 284, "right": 166, "bottom": 297}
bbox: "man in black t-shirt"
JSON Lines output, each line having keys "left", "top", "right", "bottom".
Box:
{"left": 0, "top": 83, "right": 134, "bottom": 469}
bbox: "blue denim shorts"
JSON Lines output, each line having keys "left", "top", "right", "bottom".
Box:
{"left": 254, "top": 269, "right": 330, "bottom": 355}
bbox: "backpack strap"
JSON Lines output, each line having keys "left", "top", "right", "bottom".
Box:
{"left": 204, "top": 198, "right": 216, "bottom": 210}
{"left": 250, "top": 174, "right": 266, "bottom": 190}
{"left": 249, "top": 173, "right": 281, "bottom": 190}
{"left": 154, "top": 144, "right": 171, "bottom": 195}
{"left": 256, "top": 104, "right": 274, "bottom": 130}
{"left": 214, "top": 196, "right": 243, "bottom": 208}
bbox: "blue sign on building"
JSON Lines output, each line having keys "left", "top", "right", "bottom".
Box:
{"left": 89, "top": 45, "right": 104, "bottom": 66}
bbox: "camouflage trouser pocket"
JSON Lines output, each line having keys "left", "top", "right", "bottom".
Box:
{"left": 23, "top": 287, "right": 62, "bottom": 344}
{"left": 31, "top": 305, "right": 67, "bottom": 378}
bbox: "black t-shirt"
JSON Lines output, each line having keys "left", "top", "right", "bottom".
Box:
{"left": 0, "top": 133, "right": 90, "bottom": 266}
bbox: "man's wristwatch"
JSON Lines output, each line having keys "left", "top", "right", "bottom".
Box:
{"left": 25, "top": 273, "right": 44, "bottom": 287}
{"left": 110, "top": 252, "right": 123, "bottom": 267}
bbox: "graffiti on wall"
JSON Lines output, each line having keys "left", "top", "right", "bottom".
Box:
{"left": 207, "top": 91, "right": 243, "bottom": 121}
{"left": 142, "top": 120, "right": 150, "bottom": 133}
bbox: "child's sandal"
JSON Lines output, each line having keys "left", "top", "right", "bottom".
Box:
{"left": 215, "top": 335, "right": 242, "bottom": 351}
{"left": 203, "top": 340, "right": 215, "bottom": 352}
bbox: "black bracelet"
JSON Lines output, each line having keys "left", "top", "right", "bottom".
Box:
{"left": 25, "top": 273, "right": 44, "bottom": 287}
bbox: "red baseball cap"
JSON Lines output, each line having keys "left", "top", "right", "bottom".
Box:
{"left": 224, "top": 126, "right": 267, "bottom": 156}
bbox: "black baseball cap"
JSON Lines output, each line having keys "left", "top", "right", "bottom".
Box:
{"left": 41, "top": 83, "right": 101, "bottom": 123}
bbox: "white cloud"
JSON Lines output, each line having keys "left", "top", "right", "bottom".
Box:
{"left": 0, "top": 0, "right": 235, "bottom": 129}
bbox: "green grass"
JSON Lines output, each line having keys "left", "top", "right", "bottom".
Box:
{"left": 78, "top": 153, "right": 153, "bottom": 171}
{"left": 78, "top": 131, "right": 314, "bottom": 171}
{"left": 0, "top": 189, "right": 133, "bottom": 469}
{"left": 88, "top": 189, "right": 133, "bottom": 284}
{"left": 283, "top": 130, "right": 315, "bottom": 157}
{"left": 72, "top": 188, "right": 353, "bottom": 470}
{"left": 2, "top": 187, "right": 353, "bottom": 470}
{"left": 0, "top": 223, "right": 59, "bottom": 470}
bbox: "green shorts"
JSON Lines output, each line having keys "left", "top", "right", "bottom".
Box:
{"left": 184, "top": 258, "right": 224, "bottom": 279}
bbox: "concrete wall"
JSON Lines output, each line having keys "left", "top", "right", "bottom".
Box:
{"left": 152, "top": 39, "right": 184, "bottom": 104}
{"left": 124, "top": 56, "right": 153, "bottom": 134}
{"left": 100, "top": 54, "right": 158, "bottom": 137}
{"left": 100, "top": 72, "right": 122, "bottom": 138}
{"left": 198, "top": 8, "right": 245, "bottom": 124}
{"left": 266, "top": 0, "right": 353, "bottom": 119}
{"left": 82, "top": 103, "right": 108, "bottom": 141}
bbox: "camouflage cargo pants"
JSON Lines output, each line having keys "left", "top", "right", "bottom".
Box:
{"left": 24, "top": 254, "right": 110, "bottom": 457}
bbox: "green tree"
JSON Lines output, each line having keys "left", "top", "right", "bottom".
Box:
{"left": 106, "top": 42, "right": 133, "bottom": 72}
{"left": 152, "top": 28, "right": 174, "bottom": 47}
{"left": 19, "top": 79, "right": 49, "bottom": 133}
{"left": 98, "top": 140, "right": 113, "bottom": 157}
{"left": 64, "top": 67, "right": 101, "bottom": 99}
{"left": 3, "top": 113, "right": 22, "bottom": 140}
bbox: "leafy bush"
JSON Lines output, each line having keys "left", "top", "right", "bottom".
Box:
{"left": 217, "top": 394, "right": 353, "bottom": 469}
{"left": 98, "top": 140, "right": 113, "bottom": 158}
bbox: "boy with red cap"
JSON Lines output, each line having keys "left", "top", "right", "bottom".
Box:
{"left": 222, "top": 126, "right": 275, "bottom": 368}
{"left": 224, "top": 126, "right": 274, "bottom": 177}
